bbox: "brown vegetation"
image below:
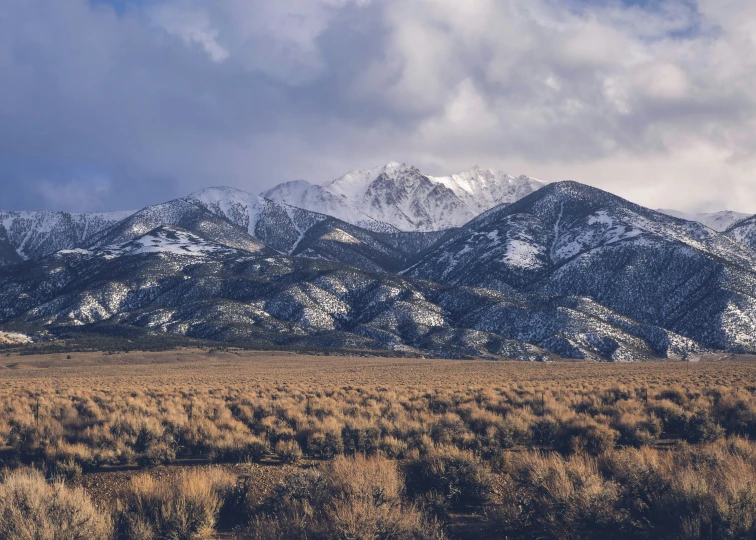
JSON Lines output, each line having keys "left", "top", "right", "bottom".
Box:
{"left": 0, "top": 350, "right": 755, "bottom": 538}
{"left": 0, "top": 469, "right": 111, "bottom": 539}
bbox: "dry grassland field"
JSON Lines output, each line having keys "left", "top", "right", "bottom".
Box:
{"left": 2, "top": 350, "right": 756, "bottom": 539}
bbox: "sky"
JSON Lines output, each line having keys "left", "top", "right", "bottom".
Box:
{"left": 2, "top": 0, "right": 756, "bottom": 213}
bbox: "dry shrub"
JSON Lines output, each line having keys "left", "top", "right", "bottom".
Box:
{"left": 137, "top": 440, "right": 177, "bottom": 467}
{"left": 612, "top": 412, "right": 663, "bottom": 447}
{"left": 531, "top": 416, "right": 559, "bottom": 446}
{"left": 114, "top": 467, "right": 236, "bottom": 539}
{"left": 713, "top": 396, "right": 756, "bottom": 438}
{"left": 603, "top": 442, "right": 756, "bottom": 538}
{"left": 0, "top": 468, "right": 111, "bottom": 540}
{"left": 275, "top": 440, "right": 303, "bottom": 464}
{"left": 342, "top": 421, "right": 381, "bottom": 455}
{"left": 6, "top": 355, "right": 756, "bottom": 538}
{"left": 555, "top": 416, "right": 619, "bottom": 455}
{"left": 210, "top": 435, "right": 270, "bottom": 463}
{"left": 488, "top": 440, "right": 756, "bottom": 539}
{"left": 246, "top": 455, "right": 446, "bottom": 540}
{"left": 51, "top": 457, "right": 83, "bottom": 481}
{"left": 648, "top": 400, "right": 688, "bottom": 437}
{"left": 5, "top": 362, "right": 755, "bottom": 476}
{"left": 305, "top": 430, "right": 344, "bottom": 459}
{"left": 379, "top": 436, "right": 408, "bottom": 459}
{"left": 403, "top": 445, "right": 492, "bottom": 512}
{"left": 488, "top": 452, "right": 620, "bottom": 540}
{"left": 685, "top": 410, "right": 725, "bottom": 443}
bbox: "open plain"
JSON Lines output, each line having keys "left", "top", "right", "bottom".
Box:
{"left": 2, "top": 351, "right": 756, "bottom": 538}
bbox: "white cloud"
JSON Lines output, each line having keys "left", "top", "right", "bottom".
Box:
{"left": 2, "top": 0, "right": 756, "bottom": 214}
{"left": 149, "top": 7, "right": 229, "bottom": 62}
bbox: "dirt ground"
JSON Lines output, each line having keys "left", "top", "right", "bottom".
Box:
{"left": 2, "top": 348, "right": 755, "bottom": 391}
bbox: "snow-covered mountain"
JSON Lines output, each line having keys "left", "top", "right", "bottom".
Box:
{"left": 256, "top": 180, "right": 395, "bottom": 232}
{"left": 187, "top": 187, "right": 448, "bottom": 270}
{"left": 262, "top": 163, "right": 545, "bottom": 232}
{"left": 185, "top": 187, "right": 331, "bottom": 253}
{"left": 0, "top": 226, "right": 706, "bottom": 360}
{"left": 406, "top": 181, "right": 756, "bottom": 353}
{"left": 81, "top": 187, "right": 331, "bottom": 255}
{"left": 3, "top": 173, "right": 756, "bottom": 361}
{"left": 657, "top": 209, "right": 750, "bottom": 232}
{"left": 0, "top": 210, "right": 134, "bottom": 261}
{"left": 725, "top": 216, "right": 756, "bottom": 251}
{"left": 86, "top": 198, "right": 270, "bottom": 255}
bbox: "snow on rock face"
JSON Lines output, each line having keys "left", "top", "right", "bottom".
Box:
{"left": 433, "top": 166, "right": 546, "bottom": 215}
{"left": 186, "top": 187, "right": 330, "bottom": 253}
{"left": 262, "top": 163, "right": 546, "bottom": 232}
{"left": 187, "top": 187, "right": 259, "bottom": 230}
{"left": 260, "top": 181, "right": 396, "bottom": 233}
{"left": 0, "top": 210, "right": 134, "bottom": 260}
{"left": 724, "top": 216, "right": 756, "bottom": 252}
{"left": 318, "top": 229, "right": 362, "bottom": 245}
{"left": 503, "top": 239, "right": 543, "bottom": 269}
{"left": 407, "top": 180, "right": 756, "bottom": 354}
{"left": 658, "top": 209, "right": 751, "bottom": 232}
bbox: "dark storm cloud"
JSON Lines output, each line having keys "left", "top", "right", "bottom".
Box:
{"left": 1, "top": 0, "right": 756, "bottom": 213}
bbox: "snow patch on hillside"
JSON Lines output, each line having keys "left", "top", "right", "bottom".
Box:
{"left": 101, "top": 228, "right": 238, "bottom": 258}
{"left": 503, "top": 240, "right": 542, "bottom": 268}
{"left": 0, "top": 331, "right": 32, "bottom": 344}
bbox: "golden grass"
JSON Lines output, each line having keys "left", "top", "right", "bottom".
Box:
{"left": 0, "top": 469, "right": 111, "bottom": 539}
{"left": 1, "top": 350, "right": 756, "bottom": 538}
{"left": 1, "top": 351, "right": 755, "bottom": 470}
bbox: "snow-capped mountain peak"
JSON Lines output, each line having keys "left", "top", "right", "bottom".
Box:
{"left": 433, "top": 167, "right": 546, "bottom": 213}
{"left": 185, "top": 186, "right": 334, "bottom": 253}
{"left": 657, "top": 209, "right": 751, "bottom": 232}
{"left": 186, "top": 186, "right": 264, "bottom": 232}
{"left": 324, "top": 162, "right": 414, "bottom": 202}
{"left": 263, "top": 163, "right": 547, "bottom": 232}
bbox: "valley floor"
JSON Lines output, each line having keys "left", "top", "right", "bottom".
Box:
{"left": 4, "top": 348, "right": 756, "bottom": 388}
{"left": 2, "top": 351, "right": 756, "bottom": 539}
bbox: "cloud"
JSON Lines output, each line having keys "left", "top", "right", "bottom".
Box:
{"left": 149, "top": 7, "right": 229, "bottom": 62}
{"left": 1, "top": 0, "right": 756, "bottom": 213}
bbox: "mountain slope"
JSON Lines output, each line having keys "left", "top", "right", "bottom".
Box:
{"left": 255, "top": 181, "right": 394, "bottom": 232}
{"left": 406, "top": 181, "right": 756, "bottom": 352}
{"left": 0, "top": 225, "right": 23, "bottom": 266}
{"left": 658, "top": 209, "right": 750, "bottom": 232}
{"left": 2, "top": 177, "right": 755, "bottom": 361}
{"left": 0, "top": 210, "right": 134, "bottom": 260}
{"left": 186, "top": 187, "right": 334, "bottom": 253}
{"left": 725, "top": 216, "right": 756, "bottom": 251}
{"left": 291, "top": 219, "right": 413, "bottom": 272}
{"left": 86, "top": 198, "right": 271, "bottom": 255}
{"left": 0, "top": 226, "right": 705, "bottom": 360}
{"left": 262, "top": 163, "right": 545, "bottom": 232}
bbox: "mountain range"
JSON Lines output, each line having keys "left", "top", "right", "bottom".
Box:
{"left": 1, "top": 163, "right": 754, "bottom": 361}
{"left": 262, "top": 163, "right": 545, "bottom": 232}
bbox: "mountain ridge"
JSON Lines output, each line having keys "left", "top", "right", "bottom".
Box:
{"left": 0, "top": 224, "right": 709, "bottom": 361}
{"left": 262, "top": 163, "right": 546, "bottom": 232}
{"left": 405, "top": 181, "right": 756, "bottom": 353}
{"left": 1, "top": 169, "right": 756, "bottom": 361}
{"left": 657, "top": 208, "right": 750, "bottom": 232}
